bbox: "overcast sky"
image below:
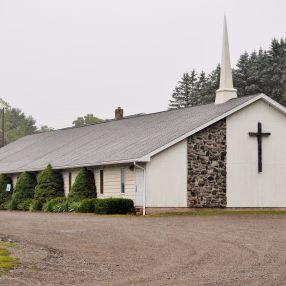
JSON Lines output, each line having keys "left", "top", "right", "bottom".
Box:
{"left": 0, "top": 0, "right": 285, "bottom": 128}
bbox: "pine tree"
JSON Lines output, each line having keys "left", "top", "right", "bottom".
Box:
{"left": 263, "top": 39, "right": 286, "bottom": 105}
{"left": 68, "top": 168, "right": 96, "bottom": 201}
{"left": 202, "top": 65, "right": 220, "bottom": 104}
{"left": 169, "top": 70, "right": 199, "bottom": 109}
{"left": 169, "top": 73, "right": 192, "bottom": 109}
{"left": 233, "top": 52, "right": 250, "bottom": 96}
{"left": 195, "top": 71, "right": 208, "bottom": 104}
{"left": 246, "top": 51, "right": 261, "bottom": 95}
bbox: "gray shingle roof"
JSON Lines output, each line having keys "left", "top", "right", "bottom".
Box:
{"left": 0, "top": 95, "right": 261, "bottom": 174}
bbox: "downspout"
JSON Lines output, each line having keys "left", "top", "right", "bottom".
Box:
{"left": 133, "top": 162, "right": 146, "bottom": 216}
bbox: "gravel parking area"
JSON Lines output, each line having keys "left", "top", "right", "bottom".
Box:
{"left": 0, "top": 211, "right": 286, "bottom": 286}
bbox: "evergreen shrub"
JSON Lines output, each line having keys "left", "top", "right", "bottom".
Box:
{"left": 68, "top": 198, "right": 97, "bottom": 213}
{"left": 68, "top": 168, "right": 96, "bottom": 201}
{"left": 35, "top": 164, "right": 64, "bottom": 204}
{"left": 0, "top": 174, "right": 13, "bottom": 206}
{"left": 29, "top": 200, "right": 42, "bottom": 211}
{"left": 94, "top": 198, "right": 134, "bottom": 214}
{"left": 11, "top": 172, "right": 37, "bottom": 210}
{"left": 17, "top": 199, "right": 34, "bottom": 211}
{"left": 43, "top": 197, "right": 68, "bottom": 212}
{"left": 1, "top": 200, "right": 12, "bottom": 210}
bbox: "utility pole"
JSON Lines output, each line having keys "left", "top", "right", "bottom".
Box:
{"left": 1, "top": 107, "right": 4, "bottom": 147}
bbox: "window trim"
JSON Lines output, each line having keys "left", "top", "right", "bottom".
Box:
{"left": 120, "top": 168, "right": 125, "bottom": 194}
{"left": 68, "top": 172, "right": 72, "bottom": 191}
{"left": 100, "top": 169, "right": 104, "bottom": 194}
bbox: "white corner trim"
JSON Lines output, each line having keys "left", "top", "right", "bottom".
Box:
{"left": 139, "top": 94, "right": 285, "bottom": 161}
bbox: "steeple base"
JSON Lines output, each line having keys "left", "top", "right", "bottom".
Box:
{"left": 215, "top": 88, "right": 237, "bottom": 104}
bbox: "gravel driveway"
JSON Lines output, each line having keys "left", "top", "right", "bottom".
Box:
{"left": 0, "top": 211, "right": 286, "bottom": 286}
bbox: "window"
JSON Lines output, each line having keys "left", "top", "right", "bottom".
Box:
{"left": 100, "top": 170, "right": 104, "bottom": 194}
{"left": 120, "top": 168, "right": 125, "bottom": 193}
{"left": 68, "top": 172, "right": 72, "bottom": 191}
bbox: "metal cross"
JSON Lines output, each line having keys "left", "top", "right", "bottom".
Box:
{"left": 249, "top": 122, "right": 271, "bottom": 173}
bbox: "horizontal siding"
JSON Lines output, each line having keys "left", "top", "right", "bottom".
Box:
{"left": 95, "top": 166, "right": 135, "bottom": 200}
{"left": 11, "top": 175, "right": 18, "bottom": 188}
{"left": 62, "top": 169, "right": 80, "bottom": 197}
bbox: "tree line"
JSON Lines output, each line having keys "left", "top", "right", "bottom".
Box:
{"left": 2, "top": 37, "right": 286, "bottom": 144}
{"left": 169, "top": 38, "right": 286, "bottom": 109}
{"left": 0, "top": 99, "right": 103, "bottom": 145}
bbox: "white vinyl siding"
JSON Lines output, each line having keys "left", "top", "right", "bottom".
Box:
{"left": 145, "top": 140, "right": 188, "bottom": 207}
{"left": 62, "top": 169, "right": 80, "bottom": 197}
{"left": 95, "top": 166, "right": 135, "bottom": 200}
{"left": 11, "top": 174, "right": 18, "bottom": 188}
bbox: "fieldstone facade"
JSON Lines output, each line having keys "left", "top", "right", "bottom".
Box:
{"left": 187, "top": 119, "right": 227, "bottom": 208}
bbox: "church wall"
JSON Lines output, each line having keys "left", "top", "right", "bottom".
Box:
{"left": 226, "top": 99, "right": 286, "bottom": 207}
{"left": 11, "top": 174, "right": 18, "bottom": 188}
{"left": 187, "top": 119, "right": 227, "bottom": 208}
{"left": 94, "top": 166, "right": 136, "bottom": 201}
{"left": 145, "top": 140, "right": 187, "bottom": 207}
{"left": 62, "top": 169, "right": 80, "bottom": 197}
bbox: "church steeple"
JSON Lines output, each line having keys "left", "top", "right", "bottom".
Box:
{"left": 215, "top": 15, "right": 237, "bottom": 104}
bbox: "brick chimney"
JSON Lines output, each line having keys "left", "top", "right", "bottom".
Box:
{"left": 115, "top": 107, "right": 124, "bottom": 120}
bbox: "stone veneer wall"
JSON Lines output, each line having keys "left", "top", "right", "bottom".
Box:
{"left": 187, "top": 119, "right": 226, "bottom": 208}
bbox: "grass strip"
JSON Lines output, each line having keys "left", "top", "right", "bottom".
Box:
{"left": 0, "top": 242, "right": 18, "bottom": 275}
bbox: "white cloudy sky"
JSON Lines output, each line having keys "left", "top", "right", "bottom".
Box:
{"left": 0, "top": 0, "right": 285, "bottom": 128}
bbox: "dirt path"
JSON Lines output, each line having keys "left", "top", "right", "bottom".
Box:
{"left": 0, "top": 211, "right": 286, "bottom": 286}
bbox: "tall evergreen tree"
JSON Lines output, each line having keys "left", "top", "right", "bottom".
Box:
{"left": 263, "top": 39, "right": 286, "bottom": 105}
{"left": 169, "top": 37, "right": 286, "bottom": 108}
{"left": 169, "top": 73, "right": 192, "bottom": 109}
{"left": 169, "top": 70, "right": 198, "bottom": 109}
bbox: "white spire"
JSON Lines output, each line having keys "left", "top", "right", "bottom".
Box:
{"left": 215, "top": 15, "right": 237, "bottom": 104}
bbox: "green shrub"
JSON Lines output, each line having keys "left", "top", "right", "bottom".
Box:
{"left": 68, "top": 198, "right": 97, "bottom": 213}
{"left": 0, "top": 174, "right": 13, "bottom": 205}
{"left": 94, "top": 198, "right": 134, "bottom": 214}
{"left": 68, "top": 168, "right": 96, "bottom": 201}
{"left": 35, "top": 164, "right": 64, "bottom": 204}
{"left": 29, "top": 200, "right": 42, "bottom": 211}
{"left": 11, "top": 172, "right": 37, "bottom": 210}
{"left": 43, "top": 197, "right": 68, "bottom": 212}
{"left": 17, "top": 199, "right": 34, "bottom": 211}
{"left": 1, "top": 200, "right": 12, "bottom": 210}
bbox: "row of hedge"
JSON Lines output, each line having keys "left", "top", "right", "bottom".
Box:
{"left": 0, "top": 164, "right": 134, "bottom": 214}
{"left": 2, "top": 197, "right": 134, "bottom": 214}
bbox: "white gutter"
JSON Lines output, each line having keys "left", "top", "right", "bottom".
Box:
{"left": 133, "top": 162, "right": 146, "bottom": 216}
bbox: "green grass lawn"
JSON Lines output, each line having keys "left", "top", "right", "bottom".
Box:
{"left": 0, "top": 242, "right": 18, "bottom": 275}
{"left": 148, "top": 209, "right": 286, "bottom": 217}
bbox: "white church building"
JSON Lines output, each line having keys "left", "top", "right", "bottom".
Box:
{"left": 1, "top": 17, "right": 286, "bottom": 214}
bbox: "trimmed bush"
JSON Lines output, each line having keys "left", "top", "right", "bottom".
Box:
{"left": 17, "top": 199, "right": 34, "bottom": 211}
{"left": 68, "top": 198, "right": 97, "bottom": 213}
{"left": 29, "top": 200, "right": 41, "bottom": 211}
{"left": 35, "top": 164, "right": 64, "bottom": 204}
{"left": 94, "top": 198, "right": 134, "bottom": 214}
{"left": 43, "top": 197, "right": 68, "bottom": 212}
{"left": 11, "top": 172, "right": 37, "bottom": 210}
{"left": 1, "top": 200, "right": 12, "bottom": 210}
{"left": 68, "top": 168, "right": 96, "bottom": 201}
{"left": 0, "top": 174, "right": 13, "bottom": 206}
